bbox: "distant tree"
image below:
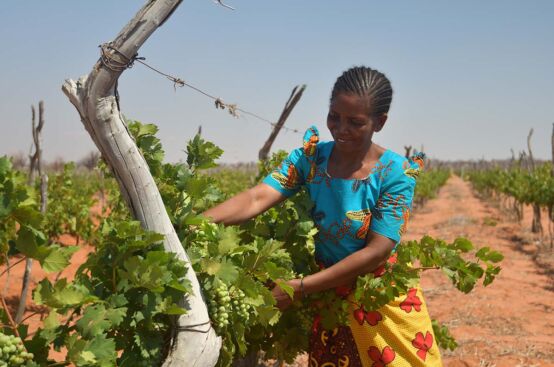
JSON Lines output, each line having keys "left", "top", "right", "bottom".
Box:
{"left": 78, "top": 151, "right": 101, "bottom": 170}
{"left": 10, "top": 152, "right": 27, "bottom": 170}
{"left": 47, "top": 157, "right": 65, "bottom": 173}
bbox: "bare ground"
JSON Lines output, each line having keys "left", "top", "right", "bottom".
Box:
{"left": 406, "top": 175, "right": 554, "bottom": 367}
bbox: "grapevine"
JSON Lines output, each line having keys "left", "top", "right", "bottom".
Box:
{"left": 466, "top": 164, "right": 554, "bottom": 224}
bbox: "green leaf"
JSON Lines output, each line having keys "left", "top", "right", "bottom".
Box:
{"left": 182, "top": 214, "right": 206, "bottom": 225}
{"left": 34, "top": 279, "right": 92, "bottom": 308}
{"left": 184, "top": 176, "right": 211, "bottom": 199}
{"left": 203, "top": 258, "right": 239, "bottom": 283}
{"left": 12, "top": 206, "right": 42, "bottom": 227}
{"left": 432, "top": 319, "right": 458, "bottom": 351}
{"left": 43, "top": 311, "right": 60, "bottom": 330}
{"left": 257, "top": 305, "right": 280, "bottom": 326}
{"left": 275, "top": 280, "right": 294, "bottom": 300}
{"left": 264, "top": 262, "right": 289, "bottom": 282}
{"left": 15, "top": 227, "right": 38, "bottom": 257}
{"left": 452, "top": 237, "right": 473, "bottom": 252}
{"left": 487, "top": 251, "right": 504, "bottom": 263}
{"left": 136, "top": 123, "right": 159, "bottom": 138}
{"left": 162, "top": 305, "right": 187, "bottom": 315}
{"left": 475, "top": 247, "right": 490, "bottom": 260}
{"left": 167, "top": 279, "right": 192, "bottom": 293}
{"left": 40, "top": 245, "right": 79, "bottom": 273}
{"left": 186, "top": 135, "right": 223, "bottom": 170}
{"left": 80, "top": 351, "right": 97, "bottom": 364}
{"left": 295, "top": 220, "right": 314, "bottom": 237}
{"left": 0, "top": 156, "right": 11, "bottom": 174}
{"left": 218, "top": 227, "right": 239, "bottom": 255}
{"left": 237, "top": 274, "right": 260, "bottom": 298}
{"left": 67, "top": 334, "right": 116, "bottom": 367}
{"left": 76, "top": 304, "right": 126, "bottom": 339}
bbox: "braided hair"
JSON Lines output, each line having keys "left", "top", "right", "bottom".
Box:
{"left": 330, "top": 66, "right": 393, "bottom": 117}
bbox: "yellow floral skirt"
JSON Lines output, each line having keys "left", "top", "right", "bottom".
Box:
{"left": 308, "top": 287, "right": 443, "bottom": 367}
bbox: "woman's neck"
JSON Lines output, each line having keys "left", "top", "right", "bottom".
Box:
{"left": 328, "top": 142, "right": 386, "bottom": 179}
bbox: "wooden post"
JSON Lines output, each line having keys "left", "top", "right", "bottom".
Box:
{"left": 28, "top": 106, "right": 37, "bottom": 184}
{"left": 62, "top": 1, "right": 221, "bottom": 366}
{"left": 551, "top": 123, "right": 554, "bottom": 176}
{"left": 527, "top": 128, "right": 543, "bottom": 234}
{"left": 550, "top": 123, "right": 554, "bottom": 247}
{"left": 404, "top": 145, "right": 412, "bottom": 159}
{"left": 16, "top": 101, "right": 48, "bottom": 323}
{"left": 258, "top": 85, "right": 306, "bottom": 161}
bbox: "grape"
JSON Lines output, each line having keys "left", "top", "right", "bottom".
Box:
{"left": 206, "top": 281, "right": 256, "bottom": 335}
{"left": 0, "top": 332, "right": 34, "bottom": 366}
{"left": 296, "top": 306, "right": 315, "bottom": 332}
{"left": 229, "top": 288, "right": 252, "bottom": 323}
{"left": 207, "top": 281, "right": 232, "bottom": 333}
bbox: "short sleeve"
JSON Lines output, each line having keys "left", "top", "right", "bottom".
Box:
{"left": 262, "top": 148, "right": 306, "bottom": 197}
{"left": 370, "top": 157, "right": 419, "bottom": 244}
{"left": 262, "top": 125, "right": 319, "bottom": 197}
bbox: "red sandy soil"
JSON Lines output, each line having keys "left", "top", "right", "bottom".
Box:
{"left": 406, "top": 175, "right": 554, "bottom": 367}
{"left": 2, "top": 177, "right": 554, "bottom": 366}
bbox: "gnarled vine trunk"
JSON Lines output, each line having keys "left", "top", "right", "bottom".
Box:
{"left": 527, "top": 128, "right": 543, "bottom": 234}
{"left": 62, "top": 1, "right": 221, "bottom": 366}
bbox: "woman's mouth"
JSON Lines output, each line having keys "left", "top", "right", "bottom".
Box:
{"left": 336, "top": 138, "right": 349, "bottom": 143}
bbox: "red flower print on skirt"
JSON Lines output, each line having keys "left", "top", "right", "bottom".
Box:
{"left": 400, "top": 288, "right": 422, "bottom": 313}
{"left": 368, "top": 346, "right": 395, "bottom": 367}
{"left": 353, "top": 307, "right": 382, "bottom": 326}
{"left": 412, "top": 331, "right": 434, "bottom": 361}
{"left": 373, "top": 253, "right": 398, "bottom": 277}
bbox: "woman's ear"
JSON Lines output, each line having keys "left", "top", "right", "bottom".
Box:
{"left": 374, "top": 113, "right": 388, "bottom": 132}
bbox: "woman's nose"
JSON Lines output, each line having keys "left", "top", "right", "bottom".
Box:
{"left": 337, "top": 118, "right": 349, "bottom": 134}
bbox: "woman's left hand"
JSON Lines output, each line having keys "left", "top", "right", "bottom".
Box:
{"left": 271, "top": 279, "right": 301, "bottom": 311}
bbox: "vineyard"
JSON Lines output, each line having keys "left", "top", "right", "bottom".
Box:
{"left": 2, "top": 115, "right": 553, "bottom": 366}
{"left": 0, "top": 116, "right": 551, "bottom": 366}
{"left": 0, "top": 121, "right": 488, "bottom": 365}
{"left": 1, "top": 1, "right": 553, "bottom": 367}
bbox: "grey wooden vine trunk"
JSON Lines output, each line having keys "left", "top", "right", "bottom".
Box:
{"left": 62, "top": 1, "right": 222, "bottom": 365}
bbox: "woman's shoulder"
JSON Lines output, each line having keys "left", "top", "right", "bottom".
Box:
{"left": 299, "top": 125, "right": 333, "bottom": 159}
{"left": 379, "top": 149, "right": 408, "bottom": 173}
{"left": 379, "top": 149, "right": 425, "bottom": 184}
{"left": 382, "top": 149, "right": 406, "bottom": 164}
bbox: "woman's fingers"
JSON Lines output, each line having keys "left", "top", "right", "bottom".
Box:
{"left": 271, "top": 282, "right": 294, "bottom": 311}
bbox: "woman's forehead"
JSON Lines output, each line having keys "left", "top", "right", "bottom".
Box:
{"left": 330, "top": 93, "right": 373, "bottom": 114}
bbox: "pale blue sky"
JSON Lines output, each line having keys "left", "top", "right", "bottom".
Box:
{"left": 1, "top": 1, "right": 553, "bottom": 163}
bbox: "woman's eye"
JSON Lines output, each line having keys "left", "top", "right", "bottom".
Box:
{"left": 350, "top": 119, "right": 365, "bottom": 126}
{"left": 327, "top": 113, "right": 338, "bottom": 121}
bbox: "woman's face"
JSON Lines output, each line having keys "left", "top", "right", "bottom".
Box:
{"left": 327, "top": 93, "right": 386, "bottom": 155}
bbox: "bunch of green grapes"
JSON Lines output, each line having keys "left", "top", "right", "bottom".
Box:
{"left": 295, "top": 305, "right": 316, "bottom": 332}
{"left": 229, "top": 287, "right": 252, "bottom": 322}
{"left": 0, "top": 332, "right": 34, "bottom": 366}
{"left": 208, "top": 281, "right": 231, "bottom": 332}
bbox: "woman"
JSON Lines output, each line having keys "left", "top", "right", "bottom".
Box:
{"left": 204, "top": 66, "right": 442, "bottom": 366}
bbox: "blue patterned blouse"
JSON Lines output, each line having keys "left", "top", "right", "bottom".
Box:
{"left": 263, "top": 126, "right": 423, "bottom": 267}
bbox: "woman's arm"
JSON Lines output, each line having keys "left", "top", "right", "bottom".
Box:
{"left": 272, "top": 231, "right": 395, "bottom": 309}
{"left": 203, "top": 183, "right": 287, "bottom": 225}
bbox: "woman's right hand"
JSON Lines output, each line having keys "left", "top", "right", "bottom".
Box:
{"left": 271, "top": 279, "right": 302, "bottom": 311}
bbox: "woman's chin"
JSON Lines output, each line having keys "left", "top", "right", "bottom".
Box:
{"left": 334, "top": 140, "right": 356, "bottom": 152}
